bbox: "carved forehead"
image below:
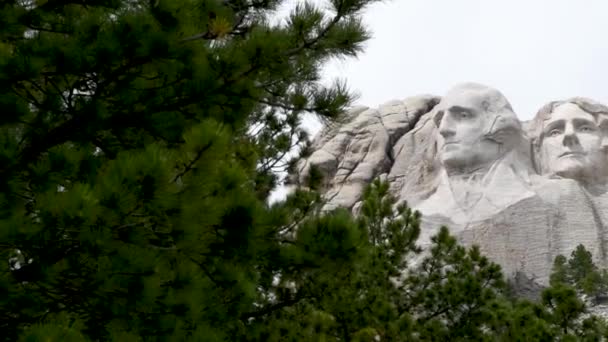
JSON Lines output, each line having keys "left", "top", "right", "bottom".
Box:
{"left": 435, "top": 83, "right": 520, "bottom": 136}
{"left": 438, "top": 83, "right": 515, "bottom": 116}
{"left": 534, "top": 98, "right": 608, "bottom": 141}
{"left": 536, "top": 97, "right": 608, "bottom": 126}
{"left": 545, "top": 103, "right": 596, "bottom": 124}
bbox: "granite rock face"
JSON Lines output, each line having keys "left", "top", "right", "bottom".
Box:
{"left": 296, "top": 95, "right": 440, "bottom": 211}
{"left": 296, "top": 83, "right": 608, "bottom": 288}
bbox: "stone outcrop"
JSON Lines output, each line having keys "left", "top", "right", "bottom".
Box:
{"left": 296, "top": 95, "right": 440, "bottom": 211}
{"left": 295, "top": 83, "right": 608, "bottom": 289}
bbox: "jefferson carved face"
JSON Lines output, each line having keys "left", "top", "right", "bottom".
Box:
{"left": 434, "top": 84, "right": 519, "bottom": 172}
{"left": 538, "top": 103, "right": 606, "bottom": 181}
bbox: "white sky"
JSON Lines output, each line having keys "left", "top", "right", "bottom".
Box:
{"left": 289, "top": 0, "right": 608, "bottom": 135}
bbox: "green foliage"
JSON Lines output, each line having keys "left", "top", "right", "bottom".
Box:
{"left": 17, "top": 313, "right": 89, "bottom": 342}
{"left": 0, "top": 0, "right": 383, "bottom": 339}
{"left": 538, "top": 245, "right": 608, "bottom": 340}
{"left": 551, "top": 254, "right": 570, "bottom": 287}
{"left": 568, "top": 245, "right": 604, "bottom": 297}
{"left": 551, "top": 244, "right": 608, "bottom": 301}
{"left": 541, "top": 284, "right": 586, "bottom": 336}
{"left": 246, "top": 180, "right": 423, "bottom": 341}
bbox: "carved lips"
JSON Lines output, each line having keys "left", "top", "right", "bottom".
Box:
{"left": 442, "top": 141, "right": 459, "bottom": 148}
{"left": 558, "top": 151, "right": 584, "bottom": 158}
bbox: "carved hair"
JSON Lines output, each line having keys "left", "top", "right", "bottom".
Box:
{"left": 533, "top": 97, "right": 608, "bottom": 142}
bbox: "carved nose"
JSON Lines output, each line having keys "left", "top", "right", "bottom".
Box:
{"left": 562, "top": 132, "right": 579, "bottom": 147}
{"left": 438, "top": 122, "right": 455, "bottom": 138}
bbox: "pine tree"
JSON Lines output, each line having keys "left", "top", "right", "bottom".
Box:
{"left": 0, "top": 0, "right": 382, "bottom": 339}
{"left": 245, "top": 179, "right": 423, "bottom": 341}
{"left": 534, "top": 246, "right": 608, "bottom": 340}
{"left": 568, "top": 244, "right": 604, "bottom": 299}
{"left": 550, "top": 254, "right": 570, "bottom": 287}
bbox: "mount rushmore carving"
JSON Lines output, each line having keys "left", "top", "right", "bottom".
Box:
{"left": 295, "top": 83, "right": 608, "bottom": 287}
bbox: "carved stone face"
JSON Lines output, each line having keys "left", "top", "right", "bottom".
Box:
{"left": 598, "top": 114, "right": 608, "bottom": 153}
{"left": 434, "top": 85, "right": 516, "bottom": 172}
{"left": 539, "top": 103, "right": 606, "bottom": 181}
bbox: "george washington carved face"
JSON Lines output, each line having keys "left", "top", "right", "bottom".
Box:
{"left": 433, "top": 83, "right": 521, "bottom": 173}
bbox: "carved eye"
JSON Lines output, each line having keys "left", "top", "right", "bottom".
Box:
{"left": 580, "top": 126, "right": 594, "bottom": 132}
{"left": 549, "top": 129, "right": 562, "bottom": 137}
{"left": 459, "top": 112, "right": 468, "bottom": 119}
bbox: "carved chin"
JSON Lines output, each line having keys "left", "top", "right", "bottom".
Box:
{"left": 552, "top": 160, "right": 587, "bottom": 180}
{"left": 440, "top": 149, "right": 500, "bottom": 170}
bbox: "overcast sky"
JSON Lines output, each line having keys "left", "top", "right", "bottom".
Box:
{"left": 282, "top": 0, "right": 608, "bottom": 135}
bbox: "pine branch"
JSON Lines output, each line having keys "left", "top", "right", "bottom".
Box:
{"left": 240, "top": 294, "right": 310, "bottom": 320}
{"left": 172, "top": 141, "right": 214, "bottom": 183}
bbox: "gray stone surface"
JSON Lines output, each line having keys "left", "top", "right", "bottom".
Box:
{"left": 296, "top": 83, "right": 608, "bottom": 288}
